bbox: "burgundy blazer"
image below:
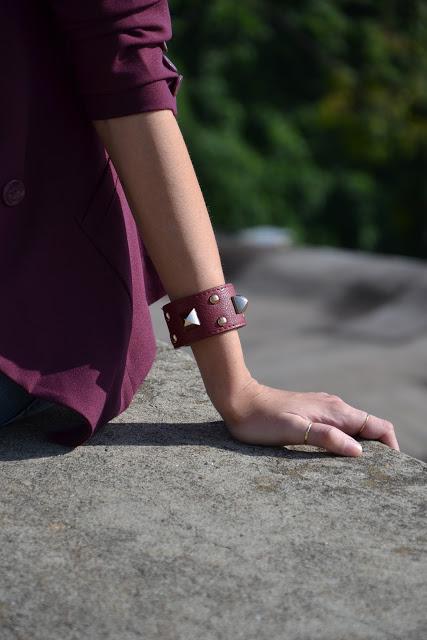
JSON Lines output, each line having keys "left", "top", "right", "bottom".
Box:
{"left": 0, "top": 1, "right": 183, "bottom": 446}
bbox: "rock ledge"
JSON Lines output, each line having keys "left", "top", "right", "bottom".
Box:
{"left": 0, "top": 340, "right": 425, "bottom": 640}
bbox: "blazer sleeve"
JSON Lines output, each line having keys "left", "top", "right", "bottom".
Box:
{"left": 47, "top": 0, "right": 183, "bottom": 120}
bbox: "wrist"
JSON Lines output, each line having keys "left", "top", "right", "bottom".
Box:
{"left": 189, "top": 332, "right": 255, "bottom": 419}
{"left": 161, "top": 281, "right": 253, "bottom": 419}
{"left": 190, "top": 328, "right": 248, "bottom": 388}
{"left": 208, "top": 374, "right": 260, "bottom": 426}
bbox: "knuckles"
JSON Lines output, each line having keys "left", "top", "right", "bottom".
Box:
{"left": 319, "top": 392, "right": 343, "bottom": 405}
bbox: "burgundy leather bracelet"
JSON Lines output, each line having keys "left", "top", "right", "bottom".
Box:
{"left": 161, "top": 283, "right": 248, "bottom": 348}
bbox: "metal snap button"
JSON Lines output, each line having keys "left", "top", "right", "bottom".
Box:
{"left": 2, "top": 179, "right": 26, "bottom": 206}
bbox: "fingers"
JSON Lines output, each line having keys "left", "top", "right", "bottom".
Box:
{"left": 318, "top": 395, "right": 400, "bottom": 451}
{"left": 303, "top": 420, "right": 363, "bottom": 457}
{"left": 229, "top": 410, "right": 361, "bottom": 457}
{"left": 358, "top": 414, "right": 400, "bottom": 450}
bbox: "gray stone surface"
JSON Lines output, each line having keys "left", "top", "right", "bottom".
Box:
{"left": 1, "top": 340, "right": 426, "bottom": 640}
{"left": 151, "top": 245, "right": 427, "bottom": 461}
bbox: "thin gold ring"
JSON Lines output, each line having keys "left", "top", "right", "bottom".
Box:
{"left": 304, "top": 420, "right": 313, "bottom": 444}
{"left": 357, "top": 413, "right": 370, "bottom": 437}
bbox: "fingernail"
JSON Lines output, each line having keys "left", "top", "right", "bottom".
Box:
{"left": 346, "top": 438, "right": 362, "bottom": 456}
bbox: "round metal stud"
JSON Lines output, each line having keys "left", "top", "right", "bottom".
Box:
{"left": 2, "top": 179, "right": 26, "bottom": 207}
{"left": 209, "top": 294, "right": 220, "bottom": 304}
{"left": 165, "top": 312, "right": 170, "bottom": 321}
{"left": 216, "top": 316, "right": 227, "bottom": 326}
{"left": 172, "top": 334, "right": 178, "bottom": 343}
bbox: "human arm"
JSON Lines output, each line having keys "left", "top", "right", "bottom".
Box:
{"left": 92, "top": 109, "right": 400, "bottom": 457}
{"left": 92, "top": 110, "right": 254, "bottom": 409}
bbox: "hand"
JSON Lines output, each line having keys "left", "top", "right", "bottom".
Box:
{"left": 218, "top": 378, "right": 400, "bottom": 457}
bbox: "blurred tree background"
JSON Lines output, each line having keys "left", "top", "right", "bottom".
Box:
{"left": 168, "top": 0, "right": 427, "bottom": 258}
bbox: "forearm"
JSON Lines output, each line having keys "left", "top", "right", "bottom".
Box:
{"left": 90, "top": 109, "right": 400, "bottom": 457}
{"left": 92, "top": 109, "right": 252, "bottom": 412}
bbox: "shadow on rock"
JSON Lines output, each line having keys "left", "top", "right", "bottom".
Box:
{"left": 1, "top": 418, "right": 332, "bottom": 462}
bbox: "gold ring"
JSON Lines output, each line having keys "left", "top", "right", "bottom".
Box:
{"left": 304, "top": 420, "right": 313, "bottom": 444}
{"left": 357, "top": 413, "right": 370, "bottom": 437}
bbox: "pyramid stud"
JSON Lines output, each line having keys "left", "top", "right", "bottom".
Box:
{"left": 216, "top": 316, "right": 227, "bottom": 326}
{"left": 209, "top": 294, "right": 220, "bottom": 304}
{"left": 183, "top": 307, "right": 201, "bottom": 327}
{"left": 172, "top": 334, "right": 178, "bottom": 343}
{"left": 231, "top": 295, "right": 248, "bottom": 314}
{"left": 165, "top": 312, "right": 171, "bottom": 321}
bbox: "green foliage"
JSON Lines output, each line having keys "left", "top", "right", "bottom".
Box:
{"left": 169, "top": 0, "right": 427, "bottom": 258}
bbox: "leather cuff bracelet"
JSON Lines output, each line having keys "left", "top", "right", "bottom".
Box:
{"left": 162, "top": 283, "right": 248, "bottom": 348}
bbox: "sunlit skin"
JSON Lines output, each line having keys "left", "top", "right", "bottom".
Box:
{"left": 93, "top": 109, "right": 400, "bottom": 458}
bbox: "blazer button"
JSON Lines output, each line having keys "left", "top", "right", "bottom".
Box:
{"left": 2, "top": 179, "right": 26, "bottom": 206}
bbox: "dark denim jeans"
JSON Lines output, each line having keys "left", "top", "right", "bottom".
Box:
{"left": 0, "top": 370, "right": 56, "bottom": 428}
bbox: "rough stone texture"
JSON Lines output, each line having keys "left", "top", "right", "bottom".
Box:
{"left": 1, "top": 340, "right": 426, "bottom": 640}
{"left": 151, "top": 246, "right": 427, "bottom": 461}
